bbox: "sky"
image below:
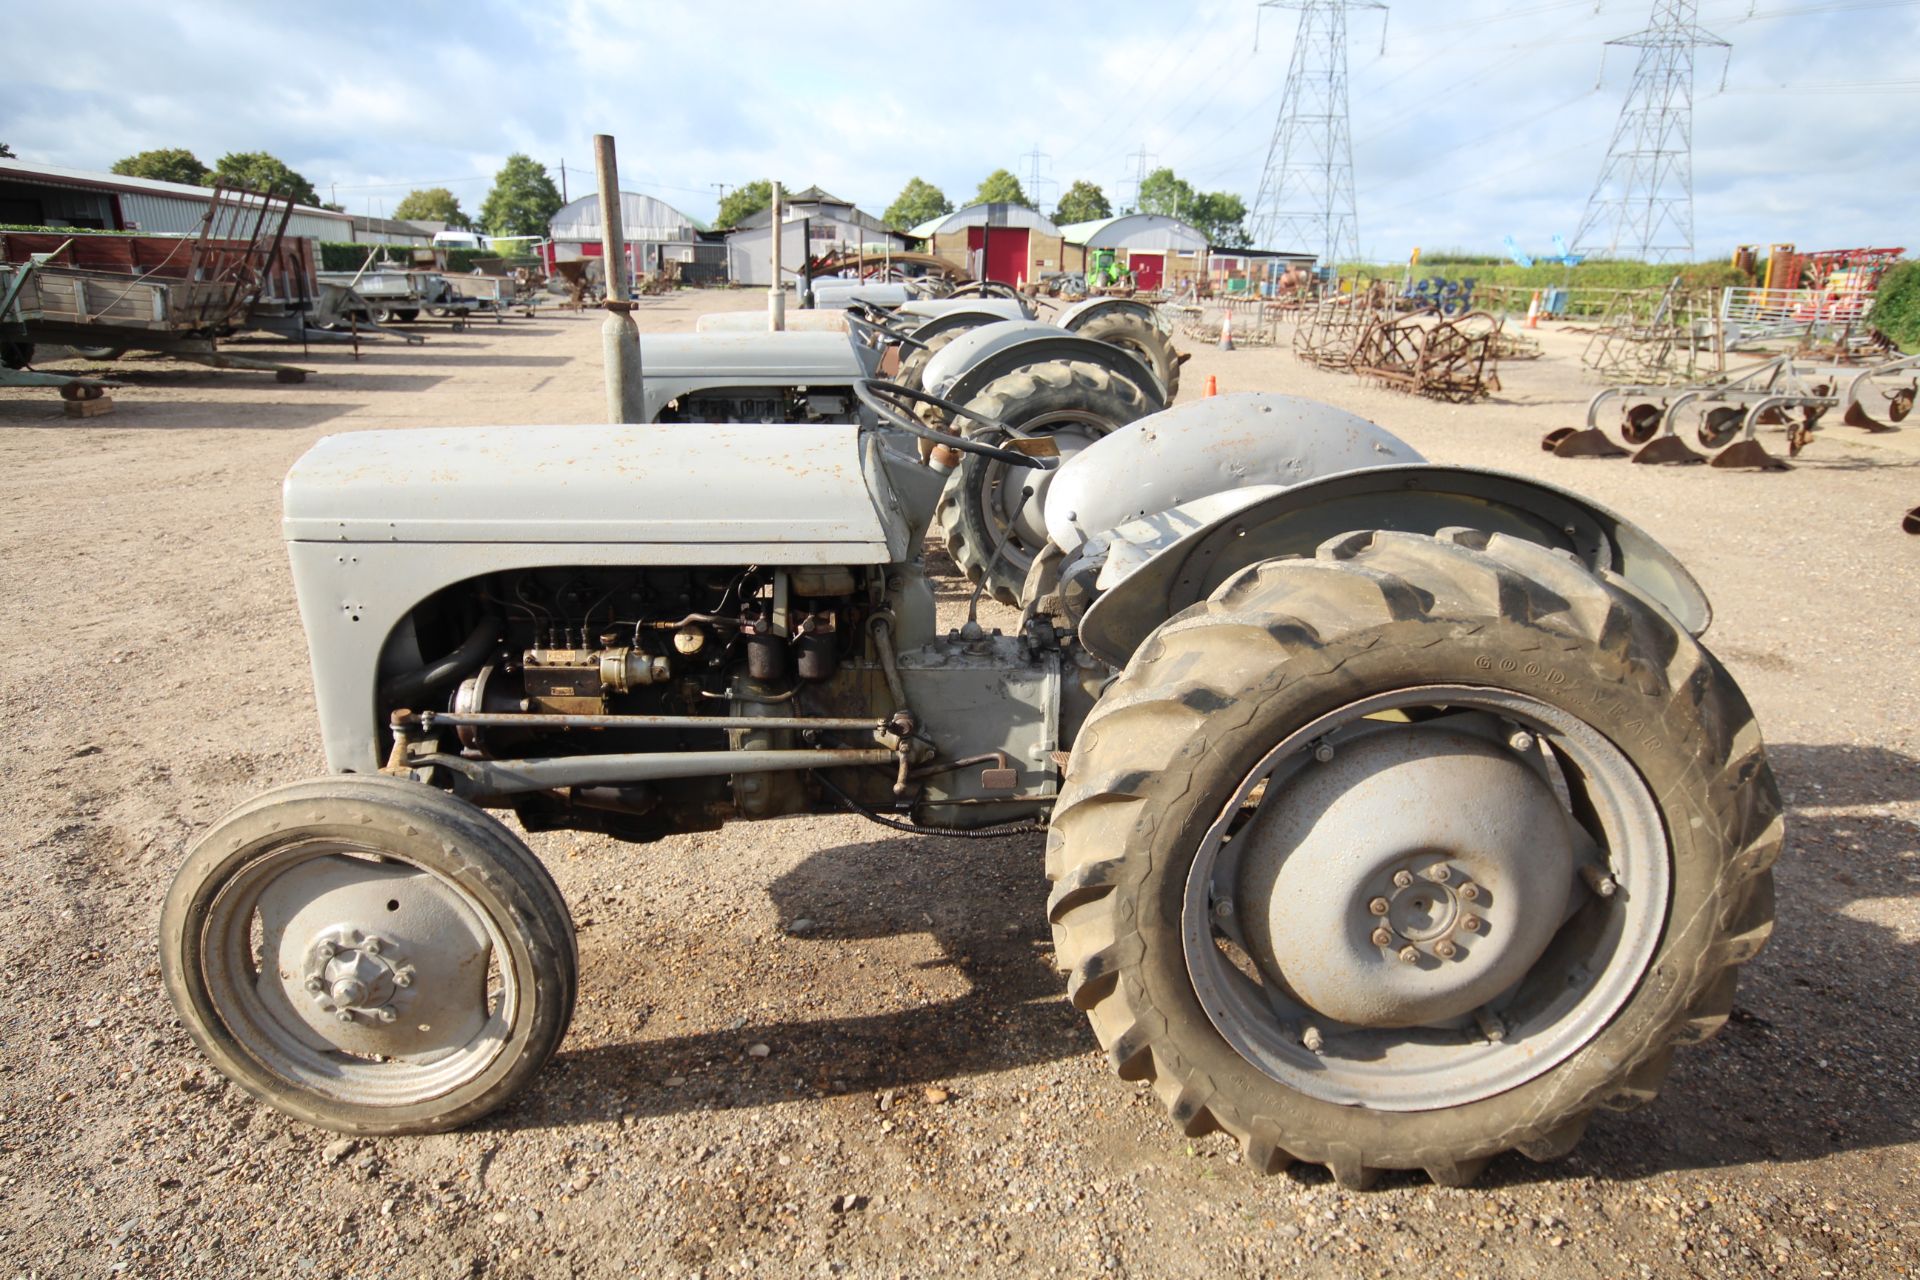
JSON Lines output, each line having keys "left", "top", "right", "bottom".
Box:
{"left": 2, "top": 0, "right": 1914, "bottom": 260}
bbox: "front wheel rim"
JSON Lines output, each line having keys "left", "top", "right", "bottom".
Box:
{"left": 199, "top": 838, "right": 521, "bottom": 1109}
{"left": 1181, "top": 684, "right": 1669, "bottom": 1112}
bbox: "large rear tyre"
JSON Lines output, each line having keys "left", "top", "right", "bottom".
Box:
{"left": 896, "top": 323, "right": 979, "bottom": 393}
{"left": 1074, "top": 311, "right": 1182, "bottom": 403}
{"left": 1048, "top": 528, "right": 1779, "bottom": 1186}
{"left": 937, "top": 360, "right": 1152, "bottom": 606}
{"left": 161, "top": 775, "right": 577, "bottom": 1134}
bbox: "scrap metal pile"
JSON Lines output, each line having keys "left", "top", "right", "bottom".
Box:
{"left": 1290, "top": 283, "right": 1505, "bottom": 401}
{"left": 1542, "top": 350, "right": 1918, "bottom": 470}
{"left": 1579, "top": 278, "right": 1716, "bottom": 384}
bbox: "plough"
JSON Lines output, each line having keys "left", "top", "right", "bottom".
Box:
{"left": 1542, "top": 351, "right": 1918, "bottom": 470}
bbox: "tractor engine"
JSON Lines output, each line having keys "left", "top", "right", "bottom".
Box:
{"left": 393, "top": 562, "right": 1069, "bottom": 840}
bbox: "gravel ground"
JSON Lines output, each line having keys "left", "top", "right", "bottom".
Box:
{"left": 1, "top": 292, "right": 1915, "bottom": 1279}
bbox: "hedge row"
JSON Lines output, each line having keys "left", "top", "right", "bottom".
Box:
{"left": 1339, "top": 258, "right": 1751, "bottom": 292}
{"left": 1869, "top": 261, "right": 1920, "bottom": 351}
{"left": 317, "top": 242, "right": 486, "bottom": 273}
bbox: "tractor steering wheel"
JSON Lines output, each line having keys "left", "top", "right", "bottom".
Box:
{"left": 843, "top": 302, "right": 929, "bottom": 351}
{"left": 854, "top": 380, "right": 1061, "bottom": 470}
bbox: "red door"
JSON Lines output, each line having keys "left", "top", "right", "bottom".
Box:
{"left": 1129, "top": 252, "right": 1164, "bottom": 291}
{"left": 968, "top": 226, "right": 1031, "bottom": 284}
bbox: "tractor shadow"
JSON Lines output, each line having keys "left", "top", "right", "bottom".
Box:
{"left": 505, "top": 741, "right": 1920, "bottom": 1192}
{"left": 507, "top": 829, "right": 1081, "bottom": 1130}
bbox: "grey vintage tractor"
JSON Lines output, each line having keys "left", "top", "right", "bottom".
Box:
{"left": 160, "top": 377, "right": 1779, "bottom": 1188}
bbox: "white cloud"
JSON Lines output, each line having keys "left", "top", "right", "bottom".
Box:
{"left": 1, "top": 0, "right": 1912, "bottom": 254}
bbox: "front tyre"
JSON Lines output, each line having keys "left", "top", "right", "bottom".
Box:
{"left": 1048, "top": 528, "right": 1779, "bottom": 1186}
{"left": 160, "top": 775, "right": 577, "bottom": 1134}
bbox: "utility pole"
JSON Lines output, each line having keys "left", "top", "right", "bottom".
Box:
{"left": 711, "top": 182, "right": 732, "bottom": 219}
{"left": 1020, "top": 143, "right": 1054, "bottom": 213}
{"left": 559, "top": 159, "right": 567, "bottom": 205}
{"left": 1250, "top": 1, "right": 1387, "bottom": 268}
{"left": 1571, "top": 0, "right": 1729, "bottom": 263}
{"left": 1122, "top": 144, "right": 1156, "bottom": 212}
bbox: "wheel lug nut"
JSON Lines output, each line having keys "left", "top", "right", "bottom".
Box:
{"left": 1301, "top": 1025, "right": 1325, "bottom": 1054}
{"left": 1509, "top": 729, "right": 1536, "bottom": 753}
{"left": 1580, "top": 865, "right": 1618, "bottom": 898}
{"left": 1398, "top": 946, "right": 1420, "bottom": 964}
{"left": 1392, "top": 870, "right": 1413, "bottom": 889}
{"left": 394, "top": 969, "right": 413, "bottom": 988}
{"left": 375, "top": 1007, "right": 397, "bottom": 1024}
{"left": 1427, "top": 864, "right": 1452, "bottom": 883}
{"left": 304, "top": 977, "right": 324, "bottom": 993}
{"left": 317, "top": 942, "right": 337, "bottom": 960}
{"left": 336, "top": 1011, "right": 354, "bottom": 1024}
{"left": 1459, "top": 882, "right": 1480, "bottom": 902}
{"left": 1434, "top": 939, "right": 1458, "bottom": 959}
{"left": 1312, "top": 742, "right": 1336, "bottom": 764}
{"left": 1371, "top": 927, "right": 1393, "bottom": 947}
{"left": 1367, "top": 897, "right": 1390, "bottom": 916}
{"left": 363, "top": 938, "right": 382, "bottom": 956}
{"left": 1462, "top": 914, "right": 1483, "bottom": 933}
{"left": 1213, "top": 897, "right": 1235, "bottom": 920}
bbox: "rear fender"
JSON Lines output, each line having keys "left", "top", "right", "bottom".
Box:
{"left": 1073, "top": 463, "right": 1713, "bottom": 668}
{"left": 921, "top": 322, "right": 1166, "bottom": 410}
{"left": 1055, "top": 296, "right": 1165, "bottom": 335}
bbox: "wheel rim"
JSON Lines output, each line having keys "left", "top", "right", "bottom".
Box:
{"left": 1181, "top": 684, "right": 1668, "bottom": 1111}
{"left": 201, "top": 838, "right": 518, "bottom": 1107}
{"left": 979, "top": 409, "right": 1109, "bottom": 564}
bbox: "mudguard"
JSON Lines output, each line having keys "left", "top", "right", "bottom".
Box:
{"left": 1050, "top": 394, "right": 1711, "bottom": 665}
{"left": 1055, "top": 296, "right": 1166, "bottom": 335}
{"left": 920, "top": 320, "right": 1167, "bottom": 411}
{"left": 898, "top": 297, "right": 1033, "bottom": 323}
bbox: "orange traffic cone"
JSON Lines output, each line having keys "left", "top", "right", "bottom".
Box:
{"left": 1525, "top": 291, "right": 1541, "bottom": 330}
{"left": 1218, "top": 306, "right": 1235, "bottom": 351}
{"left": 1204, "top": 374, "right": 1219, "bottom": 397}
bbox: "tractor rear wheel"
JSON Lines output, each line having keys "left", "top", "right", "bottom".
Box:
{"left": 1048, "top": 528, "right": 1779, "bottom": 1186}
{"left": 1074, "top": 310, "right": 1182, "bottom": 403}
{"left": 937, "top": 360, "right": 1153, "bottom": 606}
{"left": 161, "top": 775, "right": 577, "bottom": 1134}
{"left": 897, "top": 323, "right": 980, "bottom": 393}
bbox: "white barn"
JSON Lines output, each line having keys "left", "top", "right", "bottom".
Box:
{"left": 0, "top": 158, "right": 355, "bottom": 242}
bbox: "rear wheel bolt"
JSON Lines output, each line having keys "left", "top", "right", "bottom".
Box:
{"left": 1462, "top": 915, "right": 1483, "bottom": 933}
{"left": 1301, "top": 1026, "right": 1325, "bottom": 1054}
{"left": 1435, "top": 939, "right": 1458, "bottom": 959}
{"left": 1312, "top": 742, "right": 1336, "bottom": 764}
{"left": 1581, "top": 865, "right": 1618, "bottom": 898}
{"left": 1398, "top": 946, "right": 1420, "bottom": 964}
{"left": 335, "top": 1011, "right": 354, "bottom": 1024}
{"left": 1459, "top": 882, "right": 1480, "bottom": 902}
{"left": 304, "top": 977, "right": 324, "bottom": 993}
{"left": 1428, "top": 864, "right": 1452, "bottom": 883}
{"left": 1370, "top": 927, "right": 1393, "bottom": 947}
{"left": 1367, "top": 897, "right": 1390, "bottom": 916}
{"left": 1392, "top": 870, "right": 1413, "bottom": 889}
{"left": 1509, "top": 729, "right": 1536, "bottom": 753}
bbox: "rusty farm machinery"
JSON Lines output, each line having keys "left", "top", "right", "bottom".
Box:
{"left": 1291, "top": 284, "right": 1507, "bottom": 402}
{"left": 1541, "top": 349, "right": 1919, "bottom": 470}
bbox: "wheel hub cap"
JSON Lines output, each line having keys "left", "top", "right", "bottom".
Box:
{"left": 1236, "top": 727, "right": 1574, "bottom": 1028}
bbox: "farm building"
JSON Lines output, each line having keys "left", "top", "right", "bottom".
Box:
{"left": 0, "top": 158, "right": 354, "bottom": 242}
{"left": 1058, "top": 213, "right": 1210, "bottom": 293}
{"left": 909, "top": 204, "right": 1066, "bottom": 286}
{"left": 348, "top": 214, "right": 433, "bottom": 246}
{"left": 726, "top": 187, "right": 905, "bottom": 287}
{"left": 1208, "top": 246, "right": 1319, "bottom": 295}
{"left": 545, "top": 189, "right": 723, "bottom": 285}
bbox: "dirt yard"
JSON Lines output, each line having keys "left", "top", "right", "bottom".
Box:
{"left": 1, "top": 292, "right": 1915, "bottom": 1279}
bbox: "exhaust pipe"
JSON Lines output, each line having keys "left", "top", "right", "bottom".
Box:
{"left": 594, "top": 133, "right": 644, "bottom": 424}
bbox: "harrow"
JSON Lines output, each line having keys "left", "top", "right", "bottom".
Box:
{"left": 1542, "top": 351, "right": 1918, "bottom": 470}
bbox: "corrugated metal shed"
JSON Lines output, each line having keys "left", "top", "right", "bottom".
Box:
{"left": 908, "top": 203, "right": 1061, "bottom": 239}
{"left": 0, "top": 159, "right": 354, "bottom": 241}
{"left": 1057, "top": 213, "right": 1209, "bottom": 253}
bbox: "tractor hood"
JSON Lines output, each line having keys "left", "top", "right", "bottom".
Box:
{"left": 282, "top": 423, "right": 901, "bottom": 559}
{"left": 638, "top": 331, "right": 872, "bottom": 380}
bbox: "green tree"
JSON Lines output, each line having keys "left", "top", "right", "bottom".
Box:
{"left": 972, "top": 169, "right": 1031, "bottom": 208}
{"left": 884, "top": 177, "right": 952, "bottom": 230}
{"left": 1054, "top": 179, "right": 1111, "bottom": 224}
{"left": 1135, "top": 167, "right": 1193, "bottom": 218}
{"left": 208, "top": 151, "right": 320, "bottom": 205}
{"left": 111, "top": 148, "right": 208, "bottom": 185}
{"left": 1, "top": 142, "right": 17, "bottom": 159}
{"left": 479, "top": 154, "right": 564, "bottom": 237}
{"left": 1187, "top": 191, "right": 1249, "bottom": 248}
{"left": 392, "top": 187, "right": 471, "bottom": 228}
{"left": 1133, "top": 167, "right": 1248, "bottom": 247}
{"left": 715, "top": 179, "right": 773, "bottom": 229}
